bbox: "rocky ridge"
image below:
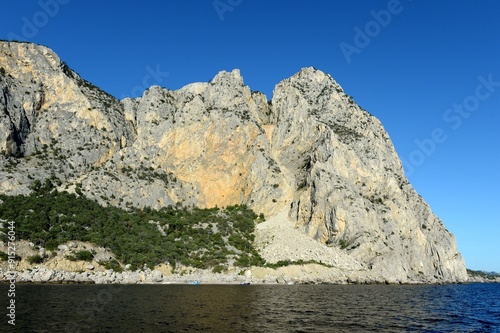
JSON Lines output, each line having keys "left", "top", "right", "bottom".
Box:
{"left": 0, "top": 41, "right": 468, "bottom": 283}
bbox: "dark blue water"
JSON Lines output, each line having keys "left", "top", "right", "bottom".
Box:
{"left": 1, "top": 283, "right": 499, "bottom": 332}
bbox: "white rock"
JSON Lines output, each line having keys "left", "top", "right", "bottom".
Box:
{"left": 58, "top": 245, "right": 69, "bottom": 252}
{"left": 150, "top": 270, "right": 163, "bottom": 282}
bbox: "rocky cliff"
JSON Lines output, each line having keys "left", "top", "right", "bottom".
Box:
{"left": 0, "top": 41, "right": 468, "bottom": 283}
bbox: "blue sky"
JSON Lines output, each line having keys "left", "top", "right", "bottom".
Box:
{"left": 2, "top": 1, "right": 499, "bottom": 272}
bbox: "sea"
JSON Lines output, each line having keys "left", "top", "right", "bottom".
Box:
{"left": 1, "top": 283, "right": 499, "bottom": 332}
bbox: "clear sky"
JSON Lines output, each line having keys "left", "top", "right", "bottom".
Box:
{"left": 1, "top": 1, "right": 499, "bottom": 272}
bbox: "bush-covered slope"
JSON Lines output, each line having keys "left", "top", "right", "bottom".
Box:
{"left": 0, "top": 182, "right": 265, "bottom": 271}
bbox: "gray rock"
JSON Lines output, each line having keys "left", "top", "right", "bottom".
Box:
{"left": 149, "top": 270, "right": 163, "bottom": 283}
{"left": 93, "top": 250, "right": 114, "bottom": 262}
{"left": 39, "top": 269, "right": 54, "bottom": 282}
{"left": 65, "top": 272, "right": 76, "bottom": 281}
{"left": 32, "top": 268, "right": 54, "bottom": 282}
{"left": 58, "top": 245, "right": 69, "bottom": 252}
{"left": 122, "top": 271, "right": 141, "bottom": 284}
{"left": 18, "top": 271, "right": 33, "bottom": 282}
{"left": 74, "top": 273, "right": 90, "bottom": 283}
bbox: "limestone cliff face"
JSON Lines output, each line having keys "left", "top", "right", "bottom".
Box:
{"left": 0, "top": 41, "right": 133, "bottom": 197}
{"left": 269, "top": 68, "right": 466, "bottom": 282}
{"left": 119, "top": 70, "right": 286, "bottom": 214}
{"left": 0, "top": 41, "right": 467, "bottom": 282}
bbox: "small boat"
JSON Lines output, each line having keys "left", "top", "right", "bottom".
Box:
{"left": 240, "top": 281, "right": 251, "bottom": 285}
{"left": 188, "top": 281, "right": 201, "bottom": 285}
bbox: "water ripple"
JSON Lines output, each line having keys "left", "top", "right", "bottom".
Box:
{"left": 0, "top": 283, "right": 499, "bottom": 332}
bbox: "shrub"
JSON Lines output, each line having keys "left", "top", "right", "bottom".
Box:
{"left": 266, "top": 260, "right": 291, "bottom": 269}
{"left": 212, "top": 265, "right": 225, "bottom": 273}
{"left": 67, "top": 250, "right": 93, "bottom": 261}
{"left": 265, "top": 259, "right": 332, "bottom": 269}
{"left": 27, "top": 254, "right": 44, "bottom": 264}
{"left": 339, "top": 239, "right": 349, "bottom": 249}
{"left": 45, "top": 239, "right": 59, "bottom": 251}
{"left": 99, "top": 259, "right": 123, "bottom": 273}
{"left": 75, "top": 250, "right": 94, "bottom": 261}
{"left": 1, "top": 252, "right": 22, "bottom": 261}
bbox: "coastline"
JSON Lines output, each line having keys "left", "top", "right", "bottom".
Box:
{"left": 1, "top": 240, "right": 492, "bottom": 286}
{"left": 3, "top": 265, "right": 493, "bottom": 285}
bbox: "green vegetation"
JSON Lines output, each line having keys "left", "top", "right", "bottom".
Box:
{"left": 136, "top": 169, "right": 176, "bottom": 186}
{"left": 27, "top": 254, "right": 44, "bottom": 264}
{"left": 66, "top": 250, "right": 94, "bottom": 262}
{"left": 326, "top": 121, "right": 363, "bottom": 145}
{"left": 0, "top": 251, "right": 20, "bottom": 262}
{"left": 338, "top": 239, "right": 349, "bottom": 249}
{"left": 0, "top": 184, "right": 265, "bottom": 271}
{"left": 467, "top": 269, "right": 499, "bottom": 280}
{"left": 338, "top": 238, "right": 360, "bottom": 250}
{"left": 265, "top": 259, "right": 332, "bottom": 269}
{"left": 99, "top": 259, "right": 123, "bottom": 273}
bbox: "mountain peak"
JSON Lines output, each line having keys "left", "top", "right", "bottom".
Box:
{"left": 211, "top": 69, "right": 244, "bottom": 86}
{"left": 295, "top": 67, "right": 329, "bottom": 81}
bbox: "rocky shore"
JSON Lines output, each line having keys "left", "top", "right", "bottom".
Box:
{"left": 3, "top": 265, "right": 497, "bottom": 285}
{"left": 0, "top": 230, "right": 467, "bottom": 286}
{"left": 2, "top": 263, "right": 481, "bottom": 285}
{"left": 466, "top": 274, "right": 500, "bottom": 283}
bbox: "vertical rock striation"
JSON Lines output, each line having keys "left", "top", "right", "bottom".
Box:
{"left": 268, "top": 67, "right": 467, "bottom": 282}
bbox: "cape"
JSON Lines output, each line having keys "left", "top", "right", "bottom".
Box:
{"left": 0, "top": 41, "right": 467, "bottom": 283}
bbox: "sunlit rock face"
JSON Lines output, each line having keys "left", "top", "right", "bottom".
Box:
{"left": 0, "top": 41, "right": 467, "bottom": 282}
